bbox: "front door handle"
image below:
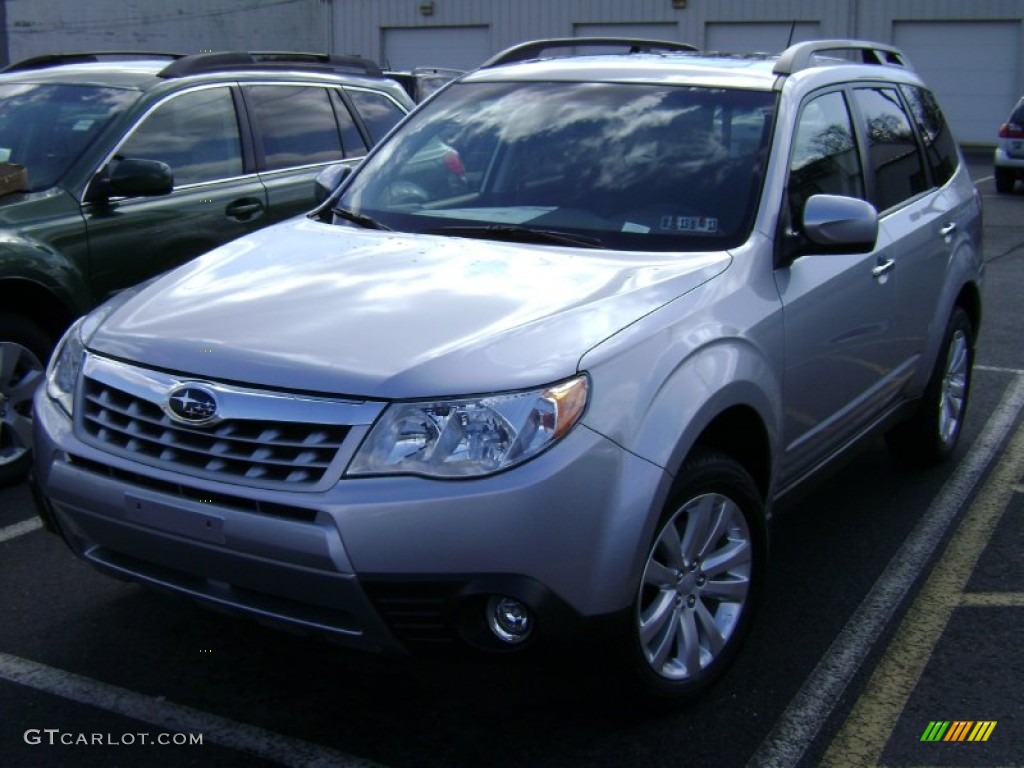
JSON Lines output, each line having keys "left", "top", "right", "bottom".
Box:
{"left": 225, "top": 198, "right": 265, "bottom": 221}
{"left": 872, "top": 257, "right": 895, "bottom": 279}
{"left": 939, "top": 222, "right": 957, "bottom": 240}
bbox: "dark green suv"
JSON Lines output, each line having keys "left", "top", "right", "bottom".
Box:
{"left": 0, "top": 51, "right": 414, "bottom": 484}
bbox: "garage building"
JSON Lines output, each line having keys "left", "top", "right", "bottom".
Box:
{"left": 3, "top": 0, "right": 1022, "bottom": 145}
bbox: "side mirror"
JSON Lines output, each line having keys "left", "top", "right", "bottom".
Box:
{"left": 802, "top": 194, "right": 879, "bottom": 253}
{"left": 108, "top": 158, "right": 174, "bottom": 197}
{"left": 314, "top": 163, "right": 352, "bottom": 204}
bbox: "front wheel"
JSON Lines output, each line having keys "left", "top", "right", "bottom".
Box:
{"left": 628, "top": 450, "right": 766, "bottom": 700}
{"left": 886, "top": 306, "right": 973, "bottom": 466}
{"left": 0, "top": 314, "right": 53, "bottom": 487}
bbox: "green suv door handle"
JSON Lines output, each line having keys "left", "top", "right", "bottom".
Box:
{"left": 225, "top": 198, "right": 265, "bottom": 221}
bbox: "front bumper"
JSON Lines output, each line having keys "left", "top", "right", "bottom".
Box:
{"left": 32, "top": 382, "right": 669, "bottom": 654}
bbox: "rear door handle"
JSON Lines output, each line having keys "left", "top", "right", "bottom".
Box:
{"left": 225, "top": 198, "right": 265, "bottom": 221}
{"left": 939, "top": 222, "right": 957, "bottom": 240}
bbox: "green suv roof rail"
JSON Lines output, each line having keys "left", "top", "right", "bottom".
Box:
{"left": 2, "top": 51, "right": 183, "bottom": 73}
{"left": 481, "top": 37, "right": 698, "bottom": 68}
{"left": 773, "top": 39, "right": 911, "bottom": 75}
{"left": 157, "top": 51, "right": 384, "bottom": 79}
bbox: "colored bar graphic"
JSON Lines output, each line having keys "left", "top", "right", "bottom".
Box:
{"left": 921, "top": 721, "right": 950, "bottom": 741}
{"left": 968, "top": 721, "right": 997, "bottom": 742}
{"left": 945, "top": 721, "right": 973, "bottom": 741}
{"left": 920, "top": 720, "right": 997, "bottom": 742}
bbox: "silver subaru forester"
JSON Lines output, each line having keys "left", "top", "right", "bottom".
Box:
{"left": 31, "top": 38, "right": 983, "bottom": 700}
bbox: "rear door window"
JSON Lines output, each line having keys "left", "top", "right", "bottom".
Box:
{"left": 246, "top": 85, "right": 346, "bottom": 171}
{"left": 852, "top": 87, "right": 928, "bottom": 211}
{"left": 900, "top": 85, "right": 958, "bottom": 187}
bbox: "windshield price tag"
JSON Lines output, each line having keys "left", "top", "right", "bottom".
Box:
{"left": 659, "top": 215, "right": 719, "bottom": 234}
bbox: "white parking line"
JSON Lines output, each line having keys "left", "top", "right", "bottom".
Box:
{"left": 746, "top": 373, "right": 1024, "bottom": 768}
{"left": 0, "top": 517, "right": 42, "bottom": 544}
{"left": 0, "top": 652, "right": 386, "bottom": 768}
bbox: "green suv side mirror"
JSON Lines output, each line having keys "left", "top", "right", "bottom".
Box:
{"left": 107, "top": 158, "right": 174, "bottom": 198}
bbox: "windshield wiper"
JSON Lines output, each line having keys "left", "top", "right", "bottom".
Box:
{"left": 331, "top": 206, "right": 391, "bottom": 231}
{"left": 427, "top": 225, "right": 606, "bottom": 249}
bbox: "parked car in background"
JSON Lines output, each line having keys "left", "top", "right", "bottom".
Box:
{"left": 32, "top": 38, "right": 982, "bottom": 700}
{"left": 384, "top": 66, "right": 463, "bottom": 102}
{"left": 0, "top": 50, "right": 414, "bottom": 485}
{"left": 995, "top": 95, "right": 1024, "bottom": 193}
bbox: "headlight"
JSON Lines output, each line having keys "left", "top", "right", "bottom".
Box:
{"left": 45, "top": 318, "right": 86, "bottom": 417}
{"left": 347, "top": 375, "right": 589, "bottom": 478}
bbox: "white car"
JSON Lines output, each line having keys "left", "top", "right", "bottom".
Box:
{"left": 995, "top": 96, "right": 1024, "bottom": 193}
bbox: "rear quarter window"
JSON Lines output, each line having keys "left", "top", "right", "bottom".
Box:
{"left": 346, "top": 88, "right": 407, "bottom": 144}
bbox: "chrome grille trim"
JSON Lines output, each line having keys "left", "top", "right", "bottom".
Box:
{"left": 77, "top": 354, "right": 383, "bottom": 491}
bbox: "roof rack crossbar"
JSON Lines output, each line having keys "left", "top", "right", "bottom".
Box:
{"left": 2, "top": 51, "right": 184, "bottom": 73}
{"left": 773, "top": 39, "right": 911, "bottom": 75}
{"left": 157, "top": 51, "right": 383, "bottom": 79}
{"left": 482, "top": 37, "right": 698, "bottom": 68}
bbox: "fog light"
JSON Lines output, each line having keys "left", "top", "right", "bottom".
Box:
{"left": 486, "top": 595, "right": 533, "bottom": 644}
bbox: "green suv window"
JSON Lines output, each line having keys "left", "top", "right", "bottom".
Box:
{"left": 117, "top": 87, "right": 243, "bottom": 186}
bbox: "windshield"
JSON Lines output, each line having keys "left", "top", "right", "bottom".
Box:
{"left": 0, "top": 83, "right": 138, "bottom": 191}
{"left": 338, "top": 81, "right": 776, "bottom": 251}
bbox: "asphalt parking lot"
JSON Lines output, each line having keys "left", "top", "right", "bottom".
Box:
{"left": 1, "top": 152, "right": 1022, "bottom": 768}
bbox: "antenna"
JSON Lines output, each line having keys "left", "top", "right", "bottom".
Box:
{"left": 785, "top": 21, "right": 797, "bottom": 49}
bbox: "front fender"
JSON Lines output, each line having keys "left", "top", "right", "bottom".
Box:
{"left": 583, "top": 330, "right": 781, "bottom": 480}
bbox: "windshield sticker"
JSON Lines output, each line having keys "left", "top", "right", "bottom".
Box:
{"left": 72, "top": 119, "right": 95, "bottom": 132}
{"left": 660, "top": 215, "right": 719, "bottom": 234}
{"left": 621, "top": 222, "right": 651, "bottom": 234}
{"left": 420, "top": 207, "right": 556, "bottom": 224}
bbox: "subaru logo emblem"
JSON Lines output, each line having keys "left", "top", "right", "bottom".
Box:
{"left": 166, "top": 385, "right": 219, "bottom": 425}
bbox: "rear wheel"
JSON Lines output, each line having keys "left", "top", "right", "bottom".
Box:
{"left": 0, "top": 314, "right": 53, "bottom": 487}
{"left": 886, "top": 306, "right": 973, "bottom": 466}
{"left": 995, "top": 167, "right": 1015, "bottom": 194}
{"left": 627, "top": 450, "right": 766, "bottom": 700}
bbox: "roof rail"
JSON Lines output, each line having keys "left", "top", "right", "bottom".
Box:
{"left": 482, "top": 37, "right": 698, "bottom": 68}
{"left": 1, "top": 51, "right": 183, "bottom": 73}
{"left": 158, "top": 51, "right": 384, "bottom": 79}
{"left": 773, "top": 39, "right": 911, "bottom": 76}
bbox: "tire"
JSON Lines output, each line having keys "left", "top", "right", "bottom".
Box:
{"left": 886, "top": 307, "right": 973, "bottom": 467}
{"left": 994, "top": 167, "right": 1015, "bottom": 194}
{"left": 626, "top": 450, "right": 766, "bottom": 701}
{"left": 0, "top": 314, "right": 54, "bottom": 487}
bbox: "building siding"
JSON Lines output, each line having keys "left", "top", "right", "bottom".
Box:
{"left": 2, "top": 0, "right": 1021, "bottom": 141}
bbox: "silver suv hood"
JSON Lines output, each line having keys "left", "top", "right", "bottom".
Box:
{"left": 88, "top": 218, "right": 730, "bottom": 398}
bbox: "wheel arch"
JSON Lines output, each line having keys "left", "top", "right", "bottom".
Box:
{"left": 0, "top": 277, "right": 80, "bottom": 341}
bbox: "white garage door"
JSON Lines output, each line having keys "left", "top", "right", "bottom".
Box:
{"left": 573, "top": 22, "right": 682, "bottom": 42}
{"left": 894, "top": 21, "right": 1019, "bottom": 146}
{"left": 383, "top": 26, "right": 491, "bottom": 71}
{"left": 705, "top": 22, "right": 820, "bottom": 54}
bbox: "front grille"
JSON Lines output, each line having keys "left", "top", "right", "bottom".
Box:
{"left": 68, "top": 455, "right": 318, "bottom": 523}
{"left": 81, "top": 377, "right": 350, "bottom": 488}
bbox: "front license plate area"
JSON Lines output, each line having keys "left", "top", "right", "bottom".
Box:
{"left": 125, "top": 492, "right": 226, "bottom": 545}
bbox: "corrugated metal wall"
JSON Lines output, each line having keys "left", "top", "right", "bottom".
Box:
{"left": 3, "top": 0, "right": 324, "bottom": 64}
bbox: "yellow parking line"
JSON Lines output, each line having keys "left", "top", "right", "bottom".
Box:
{"left": 821, "top": 415, "right": 1024, "bottom": 767}
{"left": 960, "top": 592, "right": 1024, "bottom": 607}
